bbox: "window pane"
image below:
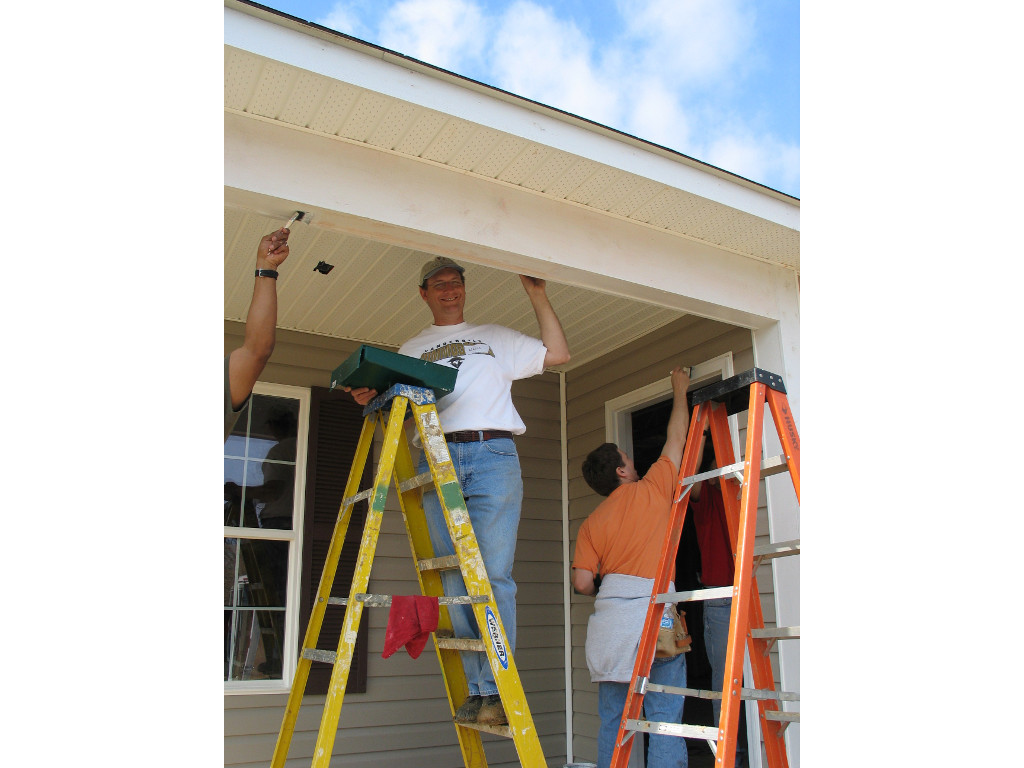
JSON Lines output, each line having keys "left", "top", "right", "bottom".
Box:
{"left": 224, "top": 458, "right": 259, "bottom": 527}
{"left": 226, "top": 608, "right": 285, "bottom": 681}
{"left": 245, "top": 458, "right": 295, "bottom": 529}
{"left": 236, "top": 539, "right": 289, "bottom": 608}
{"left": 224, "top": 538, "right": 239, "bottom": 607}
{"left": 225, "top": 400, "right": 249, "bottom": 454}
{"left": 243, "top": 395, "right": 299, "bottom": 530}
{"left": 249, "top": 396, "right": 299, "bottom": 463}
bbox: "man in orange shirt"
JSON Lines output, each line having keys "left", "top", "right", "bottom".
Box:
{"left": 572, "top": 365, "right": 691, "bottom": 768}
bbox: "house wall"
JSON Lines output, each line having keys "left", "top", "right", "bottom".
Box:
{"left": 223, "top": 322, "right": 567, "bottom": 768}
{"left": 565, "top": 315, "right": 782, "bottom": 765}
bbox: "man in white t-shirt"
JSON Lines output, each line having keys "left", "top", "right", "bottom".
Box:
{"left": 347, "top": 256, "right": 570, "bottom": 725}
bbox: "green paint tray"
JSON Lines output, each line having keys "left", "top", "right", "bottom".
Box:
{"left": 329, "top": 344, "right": 458, "bottom": 398}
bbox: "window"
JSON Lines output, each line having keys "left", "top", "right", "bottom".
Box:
{"left": 224, "top": 383, "right": 309, "bottom": 692}
{"left": 224, "top": 382, "right": 370, "bottom": 695}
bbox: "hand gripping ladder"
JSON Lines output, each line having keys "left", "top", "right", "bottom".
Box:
{"left": 609, "top": 368, "right": 800, "bottom": 768}
{"left": 270, "top": 382, "right": 546, "bottom": 768}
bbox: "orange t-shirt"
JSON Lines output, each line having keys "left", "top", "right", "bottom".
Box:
{"left": 573, "top": 455, "right": 678, "bottom": 581}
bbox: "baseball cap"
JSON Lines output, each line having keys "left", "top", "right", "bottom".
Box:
{"left": 419, "top": 256, "right": 465, "bottom": 286}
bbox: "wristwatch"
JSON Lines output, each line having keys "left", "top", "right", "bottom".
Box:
{"left": 254, "top": 269, "right": 279, "bottom": 279}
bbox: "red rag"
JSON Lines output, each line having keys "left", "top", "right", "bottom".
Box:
{"left": 382, "top": 596, "right": 439, "bottom": 659}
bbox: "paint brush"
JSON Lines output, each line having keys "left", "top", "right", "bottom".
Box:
{"left": 284, "top": 211, "right": 306, "bottom": 230}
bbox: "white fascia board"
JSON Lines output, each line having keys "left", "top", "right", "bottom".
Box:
{"left": 224, "top": 6, "right": 799, "bottom": 231}
{"left": 226, "top": 111, "right": 786, "bottom": 329}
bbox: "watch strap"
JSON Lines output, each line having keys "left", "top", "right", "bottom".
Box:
{"left": 254, "top": 269, "right": 279, "bottom": 279}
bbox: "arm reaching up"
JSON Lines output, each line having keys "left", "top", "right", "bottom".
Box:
{"left": 520, "top": 275, "right": 570, "bottom": 367}
{"left": 660, "top": 366, "right": 692, "bottom": 472}
{"left": 228, "top": 228, "right": 290, "bottom": 409}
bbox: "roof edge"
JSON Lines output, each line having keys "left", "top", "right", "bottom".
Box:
{"left": 225, "top": 0, "right": 799, "bottom": 205}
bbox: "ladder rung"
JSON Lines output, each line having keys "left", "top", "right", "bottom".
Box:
{"left": 435, "top": 637, "right": 487, "bottom": 652}
{"left": 657, "top": 586, "right": 733, "bottom": 603}
{"left": 455, "top": 721, "right": 513, "bottom": 738}
{"left": 397, "top": 471, "right": 434, "bottom": 493}
{"left": 750, "top": 625, "right": 800, "bottom": 640}
{"left": 418, "top": 555, "right": 461, "bottom": 572}
{"left": 752, "top": 539, "right": 800, "bottom": 560}
{"left": 343, "top": 471, "right": 435, "bottom": 504}
{"left": 327, "top": 594, "right": 489, "bottom": 607}
{"left": 340, "top": 488, "right": 373, "bottom": 507}
{"left": 301, "top": 648, "right": 337, "bottom": 665}
{"left": 758, "top": 454, "right": 792, "bottom": 479}
{"left": 644, "top": 682, "right": 799, "bottom": 703}
{"left": 764, "top": 710, "right": 800, "bottom": 723}
{"left": 675, "top": 454, "right": 791, "bottom": 502}
{"left": 624, "top": 719, "right": 718, "bottom": 740}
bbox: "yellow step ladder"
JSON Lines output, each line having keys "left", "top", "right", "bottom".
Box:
{"left": 270, "top": 381, "right": 546, "bottom": 768}
{"left": 610, "top": 368, "right": 800, "bottom": 768}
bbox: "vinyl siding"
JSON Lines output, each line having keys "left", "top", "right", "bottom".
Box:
{"left": 224, "top": 322, "right": 567, "bottom": 768}
{"left": 564, "top": 314, "right": 784, "bottom": 764}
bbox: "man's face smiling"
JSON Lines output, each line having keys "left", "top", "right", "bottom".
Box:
{"left": 420, "top": 267, "right": 466, "bottom": 325}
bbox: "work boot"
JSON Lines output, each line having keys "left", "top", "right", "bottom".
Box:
{"left": 476, "top": 694, "right": 507, "bottom": 726}
{"left": 453, "top": 695, "right": 483, "bottom": 723}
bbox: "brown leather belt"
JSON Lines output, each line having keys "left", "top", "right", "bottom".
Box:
{"left": 444, "top": 430, "right": 515, "bottom": 443}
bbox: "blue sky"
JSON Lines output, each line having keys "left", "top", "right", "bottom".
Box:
{"left": 254, "top": 0, "right": 800, "bottom": 197}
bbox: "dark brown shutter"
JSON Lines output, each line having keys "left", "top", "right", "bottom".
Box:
{"left": 300, "top": 387, "right": 370, "bottom": 694}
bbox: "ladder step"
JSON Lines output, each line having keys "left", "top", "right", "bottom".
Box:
{"left": 750, "top": 625, "right": 800, "bottom": 640}
{"left": 454, "top": 721, "right": 514, "bottom": 738}
{"left": 418, "top": 555, "right": 462, "bottom": 572}
{"left": 624, "top": 719, "right": 719, "bottom": 740}
{"left": 327, "top": 594, "right": 489, "bottom": 607}
{"left": 764, "top": 710, "right": 800, "bottom": 723}
{"left": 301, "top": 648, "right": 338, "bottom": 665}
{"left": 397, "top": 471, "right": 434, "bottom": 493}
{"left": 343, "top": 470, "right": 435, "bottom": 506}
{"left": 340, "top": 487, "right": 373, "bottom": 507}
{"left": 643, "top": 682, "right": 799, "bottom": 703}
{"left": 757, "top": 454, "right": 792, "bottom": 479}
{"left": 436, "top": 637, "right": 487, "bottom": 652}
{"left": 657, "top": 585, "right": 733, "bottom": 603}
{"left": 675, "top": 455, "right": 791, "bottom": 503}
{"left": 753, "top": 539, "right": 800, "bottom": 560}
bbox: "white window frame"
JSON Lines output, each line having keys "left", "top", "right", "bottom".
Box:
{"left": 224, "top": 381, "right": 310, "bottom": 695}
{"left": 604, "top": 352, "right": 741, "bottom": 456}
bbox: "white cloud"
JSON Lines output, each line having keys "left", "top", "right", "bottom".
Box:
{"left": 378, "top": 0, "right": 488, "bottom": 72}
{"left": 317, "top": 3, "right": 371, "bottom": 39}
{"left": 615, "top": 0, "right": 756, "bottom": 84}
{"left": 621, "top": 81, "right": 692, "bottom": 151}
{"left": 490, "top": 2, "right": 619, "bottom": 126}
{"left": 704, "top": 132, "right": 800, "bottom": 192}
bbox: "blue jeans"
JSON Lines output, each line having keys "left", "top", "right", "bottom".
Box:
{"left": 704, "top": 597, "right": 748, "bottom": 766}
{"left": 418, "top": 438, "right": 521, "bottom": 697}
{"left": 597, "top": 653, "right": 688, "bottom": 768}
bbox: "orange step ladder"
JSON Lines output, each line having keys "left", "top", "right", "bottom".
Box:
{"left": 609, "top": 368, "right": 800, "bottom": 768}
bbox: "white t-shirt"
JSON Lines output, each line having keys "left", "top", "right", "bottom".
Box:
{"left": 398, "top": 322, "right": 547, "bottom": 434}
